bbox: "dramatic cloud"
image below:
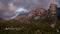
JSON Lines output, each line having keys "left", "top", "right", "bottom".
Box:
{"left": 0, "top": 0, "right": 60, "bottom": 19}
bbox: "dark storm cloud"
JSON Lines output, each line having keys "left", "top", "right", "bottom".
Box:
{"left": 0, "top": 0, "right": 12, "bottom": 6}
{"left": 54, "top": 0, "right": 60, "bottom": 7}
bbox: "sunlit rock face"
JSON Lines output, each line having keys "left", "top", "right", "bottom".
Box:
{"left": 0, "top": 0, "right": 60, "bottom": 20}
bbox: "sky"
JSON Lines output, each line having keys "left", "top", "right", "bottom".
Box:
{"left": 0, "top": 0, "right": 60, "bottom": 20}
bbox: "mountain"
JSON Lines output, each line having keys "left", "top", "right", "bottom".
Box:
{"left": 13, "top": 10, "right": 35, "bottom": 21}
{"left": 14, "top": 15, "right": 27, "bottom": 21}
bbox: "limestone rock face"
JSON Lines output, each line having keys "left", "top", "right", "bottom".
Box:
{"left": 25, "top": 8, "right": 48, "bottom": 20}
{"left": 48, "top": 4, "right": 57, "bottom": 20}
{"left": 14, "top": 15, "right": 27, "bottom": 21}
